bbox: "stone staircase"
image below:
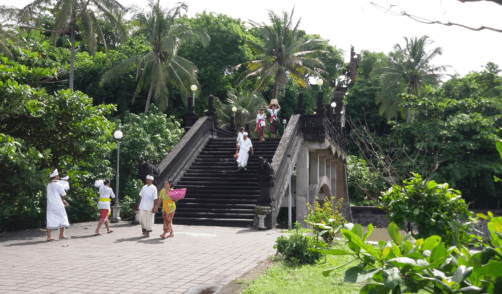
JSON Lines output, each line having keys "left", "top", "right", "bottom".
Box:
{"left": 155, "top": 137, "right": 281, "bottom": 227}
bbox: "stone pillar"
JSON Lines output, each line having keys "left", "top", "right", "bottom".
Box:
{"left": 316, "top": 90, "right": 324, "bottom": 117}
{"left": 205, "top": 95, "right": 218, "bottom": 129}
{"left": 309, "top": 151, "right": 319, "bottom": 207}
{"left": 330, "top": 161, "right": 337, "bottom": 200}
{"left": 245, "top": 123, "right": 252, "bottom": 138}
{"left": 184, "top": 95, "right": 197, "bottom": 132}
{"left": 229, "top": 115, "right": 236, "bottom": 133}
{"left": 332, "top": 157, "right": 352, "bottom": 222}
{"left": 295, "top": 144, "right": 309, "bottom": 227}
{"left": 295, "top": 92, "right": 305, "bottom": 115}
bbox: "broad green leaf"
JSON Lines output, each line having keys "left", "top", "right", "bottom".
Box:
{"left": 452, "top": 265, "right": 472, "bottom": 283}
{"left": 496, "top": 139, "right": 502, "bottom": 159}
{"left": 382, "top": 267, "right": 402, "bottom": 289}
{"left": 481, "top": 247, "right": 501, "bottom": 264}
{"left": 343, "top": 265, "right": 382, "bottom": 283}
{"left": 389, "top": 257, "right": 429, "bottom": 269}
{"left": 382, "top": 247, "right": 391, "bottom": 259}
{"left": 415, "top": 238, "right": 424, "bottom": 249}
{"left": 315, "top": 248, "right": 349, "bottom": 255}
{"left": 363, "top": 223, "right": 374, "bottom": 241}
{"left": 360, "top": 284, "right": 391, "bottom": 294}
{"left": 481, "top": 261, "right": 502, "bottom": 278}
{"left": 342, "top": 229, "right": 366, "bottom": 250}
{"left": 457, "top": 285, "right": 483, "bottom": 293}
{"left": 352, "top": 223, "right": 364, "bottom": 239}
{"left": 430, "top": 243, "right": 447, "bottom": 263}
{"left": 422, "top": 236, "right": 441, "bottom": 251}
{"left": 388, "top": 223, "right": 402, "bottom": 245}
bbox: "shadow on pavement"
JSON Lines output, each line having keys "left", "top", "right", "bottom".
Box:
{"left": 137, "top": 238, "right": 166, "bottom": 245}
{"left": 70, "top": 234, "right": 101, "bottom": 239}
{"left": 235, "top": 228, "right": 263, "bottom": 234}
{"left": 114, "top": 236, "right": 144, "bottom": 243}
{"left": 4, "top": 239, "right": 54, "bottom": 247}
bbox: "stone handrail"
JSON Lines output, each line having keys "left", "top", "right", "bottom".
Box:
{"left": 268, "top": 114, "right": 304, "bottom": 226}
{"left": 156, "top": 117, "right": 213, "bottom": 190}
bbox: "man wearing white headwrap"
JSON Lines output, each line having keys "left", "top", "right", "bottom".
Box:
{"left": 46, "top": 169, "right": 70, "bottom": 241}
{"left": 236, "top": 132, "right": 254, "bottom": 171}
{"left": 137, "top": 175, "right": 158, "bottom": 237}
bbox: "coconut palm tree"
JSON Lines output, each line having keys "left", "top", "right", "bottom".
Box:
{"left": 17, "top": 0, "right": 127, "bottom": 90}
{"left": 100, "top": 0, "right": 209, "bottom": 113}
{"left": 235, "top": 8, "right": 327, "bottom": 100}
{"left": 214, "top": 88, "right": 268, "bottom": 129}
{"left": 374, "top": 35, "right": 448, "bottom": 122}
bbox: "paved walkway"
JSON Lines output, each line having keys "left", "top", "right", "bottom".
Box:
{"left": 0, "top": 222, "right": 283, "bottom": 294}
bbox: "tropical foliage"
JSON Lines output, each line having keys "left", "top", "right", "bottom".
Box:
{"left": 214, "top": 88, "right": 267, "bottom": 129}
{"left": 100, "top": 0, "right": 209, "bottom": 113}
{"left": 236, "top": 8, "right": 327, "bottom": 100}
{"left": 374, "top": 35, "right": 447, "bottom": 121}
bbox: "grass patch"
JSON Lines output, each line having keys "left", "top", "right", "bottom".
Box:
{"left": 242, "top": 244, "right": 361, "bottom": 294}
{"left": 280, "top": 227, "right": 313, "bottom": 234}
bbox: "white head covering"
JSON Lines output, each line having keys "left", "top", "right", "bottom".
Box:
{"left": 94, "top": 180, "right": 104, "bottom": 188}
{"left": 50, "top": 169, "right": 58, "bottom": 177}
{"left": 61, "top": 175, "right": 69, "bottom": 180}
{"left": 243, "top": 132, "right": 248, "bottom": 136}
{"left": 146, "top": 175, "right": 154, "bottom": 180}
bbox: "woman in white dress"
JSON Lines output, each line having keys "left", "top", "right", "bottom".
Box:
{"left": 46, "top": 169, "right": 70, "bottom": 241}
{"left": 256, "top": 108, "right": 267, "bottom": 142}
{"left": 94, "top": 179, "right": 115, "bottom": 235}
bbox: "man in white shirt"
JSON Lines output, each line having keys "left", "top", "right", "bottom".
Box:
{"left": 236, "top": 133, "right": 254, "bottom": 171}
{"left": 236, "top": 127, "right": 245, "bottom": 152}
{"left": 137, "top": 175, "right": 158, "bottom": 237}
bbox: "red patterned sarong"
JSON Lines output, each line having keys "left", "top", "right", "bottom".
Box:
{"left": 162, "top": 211, "right": 175, "bottom": 234}
{"left": 99, "top": 209, "right": 109, "bottom": 224}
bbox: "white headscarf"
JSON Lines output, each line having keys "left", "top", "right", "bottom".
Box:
{"left": 50, "top": 169, "right": 58, "bottom": 178}
{"left": 243, "top": 132, "right": 248, "bottom": 136}
{"left": 61, "top": 175, "right": 69, "bottom": 180}
{"left": 146, "top": 175, "right": 154, "bottom": 180}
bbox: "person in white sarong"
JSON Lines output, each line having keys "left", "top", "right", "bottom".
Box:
{"left": 94, "top": 178, "right": 115, "bottom": 235}
{"left": 236, "top": 132, "right": 254, "bottom": 171}
{"left": 256, "top": 109, "right": 267, "bottom": 142}
{"left": 137, "top": 175, "right": 159, "bottom": 237}
{"left": 46, "top": 169, "right": 70, "bottom": 241}
{"left": 236, "top": 127, "right": 245, "bottom": 152}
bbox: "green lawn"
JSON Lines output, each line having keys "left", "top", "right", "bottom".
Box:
{"left": 241, "top": 244, "right": 361, "bottom": 294}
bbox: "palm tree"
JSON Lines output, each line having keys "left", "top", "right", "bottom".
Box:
{"left": 214, "top": 88, "right": 268, "bottom": 129}
{"left": 17, "top": 0, "right": 127, "bottom": 90}
{"left": 374, "top": 35, "right": 448, "bottom": 122}
{"left": 100, "top": 1, "right": 209, "bottom": 113}
{"left": 235, "top": 8, "right": 327, "bottom": 100}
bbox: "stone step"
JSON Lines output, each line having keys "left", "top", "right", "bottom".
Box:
{"left": 158, "top": 217, "right": 253, "bottom": 227}
{"left": 182, "top": 198, "right": 258, "bottom": 204}
{"left": 178, "top": 202, "right": 256, "bottom": 209}
{"left": 175, "top": 207, "right": 254, "bottom": 214}
{"left": 177, "top": 181, "right": 258, "bottom": 187}
{"left": 173, "top": 211, "right": 255, "bottom": 219}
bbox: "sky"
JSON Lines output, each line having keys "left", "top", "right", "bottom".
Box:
{"left": 3, "top": 0, "right": 502, "bottom": 78}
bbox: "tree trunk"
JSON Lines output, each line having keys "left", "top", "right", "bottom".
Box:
{"left": 144, "top": 80, "right": 154, "bottom": 113}
{"left": 273, "top": 79, "right": 279, "bottom": 100}
{"left": 69, "top": 17, "right": 76, "bottom": 90}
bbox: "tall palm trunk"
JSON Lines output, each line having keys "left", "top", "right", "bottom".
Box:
{"left": 69, "top": 12, "right": 76, "bottom": 90}
{"left": 406, "top": 84, "right": 415, "bottom": 123}
{"left": 144, "top": 79, "right": 154, "bottom": 113}
{"left": 273, "top": 80, "right": 279, "bottom": 100}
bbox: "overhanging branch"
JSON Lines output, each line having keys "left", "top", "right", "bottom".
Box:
{"left": 370, "top": 2, "right": 502, "bottom": 34}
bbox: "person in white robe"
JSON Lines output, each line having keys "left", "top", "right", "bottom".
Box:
{"left": 46, "top": 169, "right": 70, "bottom": 241}
{"left": 236, "top": 133, "right": 254, "bottom": 171}
{"left": 137, "top": 175, "right": 159, "bottom": 237}
{"left": 94, "top": 178, "right": 115, "bottom": 235}
{"left": 256, "top": 109, "right": 267, "bottom": 142}
{"left": 236, "top": 127, "right": 245, "bottom": 152}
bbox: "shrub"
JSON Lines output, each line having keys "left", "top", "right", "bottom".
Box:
{"left": 306, "top": 196, "right": 346, "bottom": 242}
{"left": 381, "top": 173, "right": 476, "bottom": 246}
{"left": 274, "top": 222, "right": 327, "bottom": 264}
{"left": 316, "top": 218, "right": 502, "bottom": 294}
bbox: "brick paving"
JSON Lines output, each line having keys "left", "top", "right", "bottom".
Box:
{"left": 0, "top": 222, "right": 283, "bottom": 294}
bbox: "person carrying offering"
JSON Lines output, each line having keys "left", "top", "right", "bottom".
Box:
{"left": 154, "top": 180, "right": 179, "bottom": 239}
{"left": 256, "top": 108, "right": 266, "bottom": 142}
{"left": 268, "top": 102, "right": 280, "bottom": 138}
{"left": 236, "top": 132, "right": 254, "bottom": 171}
{"left": 137, "top": 175, "right": 158, "bottom": 237}
{"left": 46, "top": 169, "right": 70, "bottom": 241}
{"left": 94, "top": 178, "right": 115, "bottom": 235}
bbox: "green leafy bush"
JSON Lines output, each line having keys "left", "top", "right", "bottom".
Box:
{"left": 274, "top": 222, "right": 327, "bottom": 264}
{"left": 381, "top": 173, "right": 476, "bottom": 246}
{"left": 316, "top": 218, "right": 502, "bottom": 294}
{"left": 306, "top": 196, "right": 346, "bottom": 242}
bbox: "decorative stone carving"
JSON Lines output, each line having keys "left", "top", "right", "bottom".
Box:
{"left": 256, "top": 157, "right": 274, "bottom": 207}
{"left": 138, "top": 156, "right": 160, "bottom": 185}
